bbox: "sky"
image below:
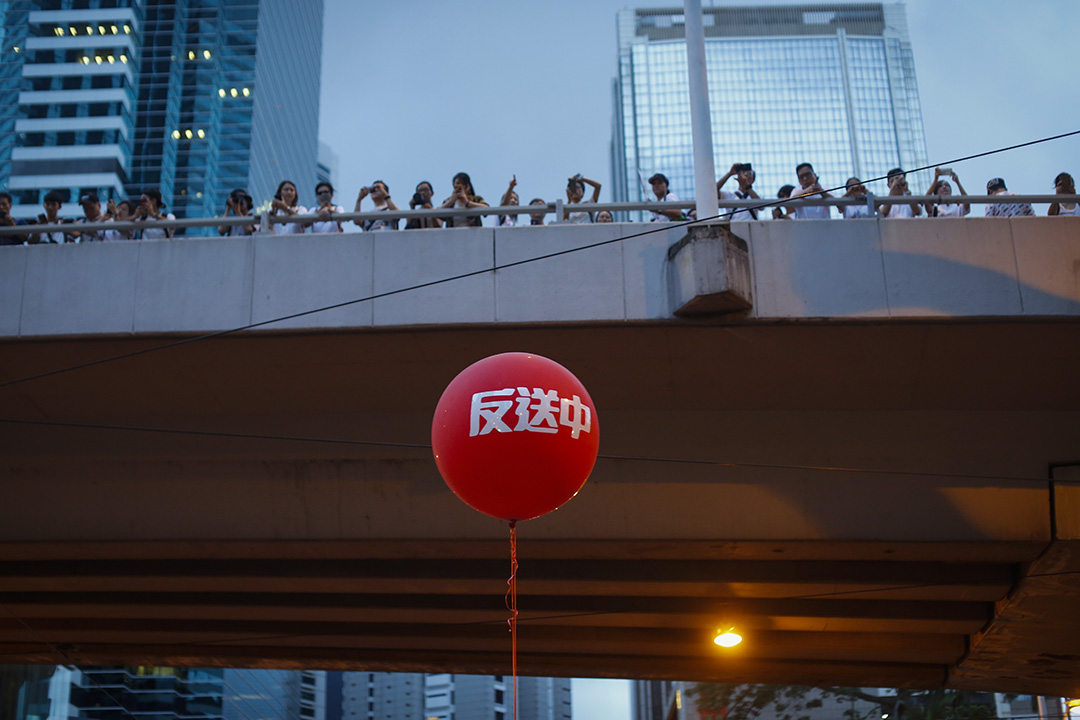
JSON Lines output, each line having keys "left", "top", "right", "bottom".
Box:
{"left": 315, "top": 1, "right": 1075, "bottom": 716}
{"left": 317, "top": 0, "right": 1080, "bottom": 217}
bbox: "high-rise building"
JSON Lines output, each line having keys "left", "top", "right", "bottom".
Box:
{"left": 0, "top": 665, "right": 327, "bottom": 720}
{"left": 1, "top": 0, "right": 322, "bottom": 230}
{"left": 611, "top": 2, "right": 929, "bottom": 208}
{"left": 341, "top": 673, "right": 572, "bottom": 720}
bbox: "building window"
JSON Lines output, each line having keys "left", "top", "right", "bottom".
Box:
{"left": 495, "top": 690, "right": 504, "bottom": 704}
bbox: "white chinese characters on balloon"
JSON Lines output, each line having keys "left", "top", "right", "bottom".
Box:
{"left": 470, "top": 388, "right": 592, "bottom": 439}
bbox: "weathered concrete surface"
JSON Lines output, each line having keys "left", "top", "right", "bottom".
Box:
{"left": 2, "top": 217, "right": 1077, "bottom": 338}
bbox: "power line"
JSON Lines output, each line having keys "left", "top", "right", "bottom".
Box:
{"left": 0, "top": 415, "right": 1054, "bottom": 485}
{"left": 2, "top": 129, "right": 1077, "bottom": 393}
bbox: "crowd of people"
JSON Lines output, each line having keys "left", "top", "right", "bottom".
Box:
{"left": 1, "top": 167, "right": 1075, "bottom": 245}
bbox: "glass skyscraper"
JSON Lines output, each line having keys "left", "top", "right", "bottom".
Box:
{"left": 0, "top": 665, "right": 327, "bottom": 720}
{"left": 611, "top": 3, "right": 929, "bottom": 207}
{"left": 1, "top": 0, "right": 322, "bottom": 231}
{"left": 341, "top": 672, "right": 572, "bottom": 720}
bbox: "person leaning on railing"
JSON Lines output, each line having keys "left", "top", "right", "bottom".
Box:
{"left": 772, "top": 184, "right": 795, "bottom": 220}
{"left": 985, "top": 177, "right": 1034, "bottom": 217}
{"left": 647, "top": 173, "right": 684, "bottom": 222}
{"left": 72, "top": 192, "right": 107, "bottom": 241}
{"left": 310, "top": 182, "right": 344, "bottom": 233}
{"left": 792, "top": 163, "right": 832, "bottom": 219}
{"left": 270, "top": 180, "right": 306, "bottom": 234}
{"left": 1049, "top": 172, "right": 1077, "bottom": 216}
{"left": 925, "top": 168, "right": 970, "bottom": 218}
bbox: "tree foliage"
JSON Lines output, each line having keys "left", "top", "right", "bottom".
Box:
{"left": 687, "top": 684, "right": 1004, "bottom": 720}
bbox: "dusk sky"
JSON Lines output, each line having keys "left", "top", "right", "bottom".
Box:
{"left": 316, "top": 1, "right": 1075, "bottom": 714}
{"left": 318, "top": 0, "right": 1079, "bottom": 218}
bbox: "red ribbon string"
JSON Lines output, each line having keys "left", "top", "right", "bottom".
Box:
{"left": 506, "top": 520, "right": 519, "bottom": 720}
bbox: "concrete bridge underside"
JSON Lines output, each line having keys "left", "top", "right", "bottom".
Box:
{"left": 2, "top": 319, "right": 1078, "bottom": 695}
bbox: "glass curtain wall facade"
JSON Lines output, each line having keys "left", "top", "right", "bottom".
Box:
{"left": 612, "top": 3, "right": 929, "bottom": 209}
{"left": 1, "top": 0, "right": 140, "bottom": 216}
{"left": 0, "top": 665, "right": 325, "bottom": 720}
{"left": 1, "top": 0, "right": 322, "bottom": 231}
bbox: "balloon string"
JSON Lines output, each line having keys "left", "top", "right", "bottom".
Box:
{"left": 506, "top": 520, "right": 518, "bottom": 720}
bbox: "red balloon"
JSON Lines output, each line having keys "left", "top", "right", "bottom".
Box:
{"left": 432, "top": 352, "right": 600, "bottom": 522}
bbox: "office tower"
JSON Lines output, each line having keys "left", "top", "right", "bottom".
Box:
{"left": 0, "top": 665, "right": 326, "bottom": 720}
{"left": 342, "top": 673, "right": 571, "bottom": 720}
{"left": 1, "top": 0, "right": 322, "bottom": 230}
{"left": 426, "top": 673, "right": 571, "bottom": 720}
{"left": 611, "top": 3, "right": 929, "bottom": 207}
{"left": 343, "top": 672, "right": 426, "bottom": 720}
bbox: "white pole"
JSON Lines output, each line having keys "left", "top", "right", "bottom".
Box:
{"left": 683, "top": 0, "right": 718, "bottom": 223}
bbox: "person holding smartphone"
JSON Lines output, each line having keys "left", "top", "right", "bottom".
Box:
{"left": 133, "top": 188, "right": 176, "bottom": 239}
{"left": 103, "top": 199, "right": 137, "bottom": 241}
{"left": 925, "top": 168, "right": 970, "bottom": 218}
{"left": 355, "top": 180, "right": 400, "bottom": 231}
{"left": 716, "top": 162, "right": 761, "bottom": 220}
{"left": 880, "top": 168, "right": 923, "bottom": 218}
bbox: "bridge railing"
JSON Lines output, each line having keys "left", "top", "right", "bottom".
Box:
{"left": 1, "top": 194, "right": 1077, "bottom": 239}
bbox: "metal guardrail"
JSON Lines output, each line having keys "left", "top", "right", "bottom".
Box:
{"left": 1, "top": 195, "right": 1077, "bottom": 238}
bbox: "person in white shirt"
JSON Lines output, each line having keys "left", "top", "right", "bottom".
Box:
{"left": 355, "top": 180, "right": 400, "bottom": 231}
{"left": 497, "top": 176, "right": 521, "bottom": 227}
{"left": 772, "top": 185, "right": 795, "bottom": 220}
{"left": 924, "top": 168, "right": 970, "bottom": 218}
{"left": 270, "top": 180, "right": 306, "bottom": 234}
{"left": 1049, "top": 172, "right": 1077, "bottom": 216}
{"left": 439, "top": 172, "right": 488, "bottom": 228}
{"left": 842, "top": 177, "right": 874, "bottom": 218}
{"left": 309, "top": 182, "right": 344, "bottom": 233}
{"left": 880, "top": 168, "right": 923, "bottom": 218}
{"left": 563, "top": 173, "right": 601, "bottom": 223}
{"left": 133, "top": 188, "right": 175, "bottom": 239}
{"left": 103, "top": 200, "right": 136, "bottom": 241}
{"left": 73, "top": 192, "right": 107, "bottom": 241}
{"left": 218, "top": 189, "right": 259, "bottom": 236}
{"left": 792, "top": 163, "right": 832, "bottom": 219}
{"left": 33, "top": 191, "right": 73, "bottom": 243}
{"left": 716, "top": 162, "right": 761, "bottom": 220}
{"left": 648, "top": 173, "right": 684, "bottom": 222}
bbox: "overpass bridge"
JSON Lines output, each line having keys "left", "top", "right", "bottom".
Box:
{"left": 1, "top": 217, "right": 1078, "bottom": 695}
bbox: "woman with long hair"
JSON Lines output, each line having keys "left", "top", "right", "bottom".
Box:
{"left": 270, "top": 180, "right": 306, "bottom": 234}
{"left": 440, "top": 172, "right": 488, "bottom": 227}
